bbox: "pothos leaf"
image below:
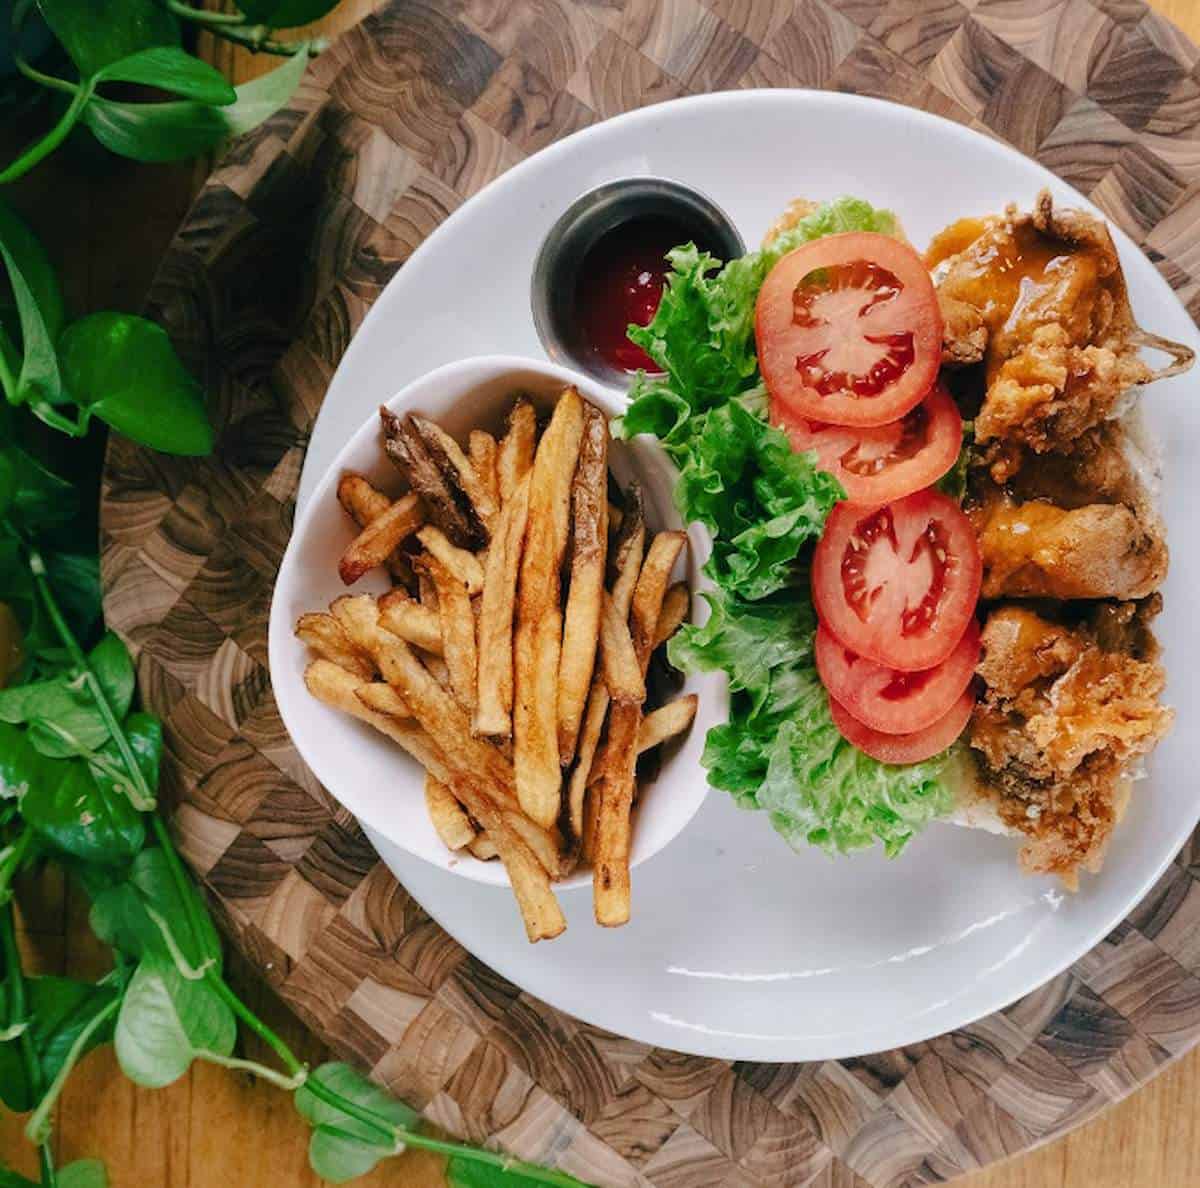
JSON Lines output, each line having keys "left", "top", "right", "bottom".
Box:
{"left": 57, "top": 1161, "right": 109, "bottom": 1188}
{"left": 89, "top": 846, "right": 222, "bottom": 972}
{"left": 0, "top": 239, "right": 64, "bottom": 409}
{"left": 219, "top": 44, "right": 310, "bottom": 137}
{"left": 20, "top": 757, "right": 145, "bottom": 864}
{"left": 94, "top": 48, "right": 236, "bottom": 106}
{"left": 295, "top": 1062, "right": 418, "bottom": 1183}
{"left": 25, "top": 975, "right": 121, "bottom": 1088}
{"left": 0, "top": 197, "right": 65, "bottom": 344}
{"left": 114, "top": 958, "right": 235, "bottom": 1088}
{"left": 36, "top": 0, "right": 180, "bottom": 77}
{"left": 57, "top": 314, "right": 213, "bottom": 456}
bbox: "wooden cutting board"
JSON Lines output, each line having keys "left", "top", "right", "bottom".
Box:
{"left": 100, "top": 1, "right": 1200, "bottom": 1184}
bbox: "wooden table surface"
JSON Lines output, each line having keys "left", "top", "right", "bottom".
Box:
{"left": 2, "top": 0, "right": 1198, "bottom": 1184}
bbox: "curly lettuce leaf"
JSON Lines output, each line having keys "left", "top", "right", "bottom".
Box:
{"left": 620, "top": 195, "right": 959, "bottom": 857}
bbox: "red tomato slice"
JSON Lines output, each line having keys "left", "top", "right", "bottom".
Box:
{"left": 757, "top": 232, "right": 943, "bottom": 427}
{"left": 828, "top": 686, "right": 975, "bottom": 764}
{"left": 773, "top": 382, "right": 962, "bottom": 506}
{"left": 812, "top": 489, "right": 982, "bottom": 671}
{"left": 814, "top": 620, "right": 980, "bottom": 735}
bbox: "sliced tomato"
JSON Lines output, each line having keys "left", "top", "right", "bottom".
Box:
{"left": 815, "top": 620, "right": 979, "bottom": 735}
{"left": 812, "top": 489, "right": 982, "bottom": 672}
{"left": 773, "top": 382, "right": 962, "bottom": 506}
{"left": 829, "top": 686, "right": 975, "bottom": 764}
{"left": 757, "top": 232, "right": 943, "bottom": 428}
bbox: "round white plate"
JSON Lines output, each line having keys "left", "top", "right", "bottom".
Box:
{"left": 294, "top": 90, "right": 1200, "bottom": 1062}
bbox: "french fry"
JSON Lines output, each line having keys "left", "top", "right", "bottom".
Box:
{"left": 338, "top": 492, "right": 425, "bottom": 586}
{"left": 331, "top": 595, "right": 512, "bottom": 796}
{"left": 469, "top": 430, "right": 499, "bottom": 508}
{"left": 381, "top": 408, "right": 483, "bottom": 549}
{"left": 409, "top": 414, "right": 499, "bottom": 538}
{"left": 570, "top": 684, "right": 609, "bottom": 852}
{"left": 417, "top": 553, "right": 478, "bottom": 714}
{"left": 425, "top": 773, "right": 476, "bottom": 851}
{"left": 497, "top": 396, "right": 537, "bottom": 505}
{"left": 355, "top": 681, "right": 412, "bottom": 718}
{"left": 294, "top": 613, "right": 374, "bottom": 680}
{"left": 654, "top": 582, "right": 690, "bottom": 649}
{"left": 608, "top": 483, "right": 645, "bottom": 618}
{"left": 417, "top": 565, "right": 439, "bottom": 611}
{"left": 337, "top": 472, "right": 417, "bottom": 588}
{"left": 378, "top": 589, "right": 443, "bottom": 656}
{"left": 598, "top": 593, "right": 644, "bottom": 705}
{"left": 475, "top": 474, "right": 531, "bottom": 737}
{"left": 574, "top": 485, "right": 647, "bottom": 854}
{"left": 592, "top": 531, "right": 687, "bottom": 927}
{"left": 607, "top": 501, "right": 623, "bottom": 532}
{"left": 337, "top": 472, "right": 392, "bottom": 523}
{"left": 447, "top": 775, "right": 566, "bottom": 942}
{"left": 557, "top": 403, "right": 609, "bottom": 765}
{"left": 514, "top": 388, "right": 585, "bottom": 827}
{"left": 416, "top": 526, "right": 484, "bottom": 595}
{"left": 425, "top": 655, "right": 453, "bottom": 690}
{"left": 303, "top": 660, "right": 448, "bottom": 779}
{"left": 469, "top": 834, "right": 499, "bottom": 860}
{"left": 637, "top": 695, "right": 698, "bottom": 754}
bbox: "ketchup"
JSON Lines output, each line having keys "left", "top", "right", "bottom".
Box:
{"left": 574, "top": 216, "right": 698, "bottom": 374}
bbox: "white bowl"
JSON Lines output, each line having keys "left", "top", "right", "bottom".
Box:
{"left": 268, "top": 354, "right": 723, "bottom": 889}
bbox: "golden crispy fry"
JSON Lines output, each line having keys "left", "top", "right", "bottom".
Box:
{"left": 417, "top": 553, "right": 478, "bottom": 714}
{"left": 294, "top": 613, "right": 374, "bottom": 681}
{"left": 469, "top": 430, "right": 499, "bottom": 508}
{"left": 303, "top": 660, "right": 448, "bottom": 779}
{"left": 425, "top": 773, "right": 476, "bottom": 851}
{"left": 497, "top": 396, "right": 537, "bottom": 505}
{"left": 514, "top": 387, "right": 585, "bottom": 827}
{"left": 338, "top": 492, "right": 424, "bottom": 585}
{"left": 377, "top": 589, "right": 443, "bottom": 656}
{"left": 557, "top": 403, "right": 609, "bottom": 764}
{"left": 447, "top": 776, "right": 565, "bottom": 942}
{"left": 607, "top": 501, "right": 623, "bottom": 532}
{"left": 598, "top": 593, "right": 644, "bottom": 705}
{"left": 475, "top": 474, "right": 531, "bottom": 737}
{"left": 425, "top": 655, "right": 452, "bottom": 690}
{"left": 416, "top": 525, "right": 484, "bottom": 595}
{"left": 608, "top": 483, "right": 646, "bottom": 618}
{"left": 637, "top": 695, "right": 698, "bottom": 754}
{"left": 337, "top": 471, "right": 392, "bottom": 523}
{"left": 573, "top": 490, "right": 648, "bottom": 854}
{"left": 332, "top": 595, "right": 514, "bottom": 796}
{"left": 592, "top": 531, "right": 687, "bottom": 926}
{"left": 409, "top": 414, "right": 499, "bottom": 538}
{"left": 630, "top": 533, "right": 687, "bottom": 667}
{"left": 504, "top": 809, "right": 566, "bottom": 880}
{"left": 355, "top": 681, "right": 412, "bottom": 718}
{"left": 469, "top": 833, "right": 499, "bottom": 860}
{"left": 337, "top": 474, "right": 416, "bottom": 588}
{"left": 654, "top": 582, "right": 690, "bottom": 649}
{"left": 571, "top": 679, "right": 609, "bottom": 854}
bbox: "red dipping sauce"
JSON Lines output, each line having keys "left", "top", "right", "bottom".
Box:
{"left": 575, "top": 216, "right": 703, "bottom": 374}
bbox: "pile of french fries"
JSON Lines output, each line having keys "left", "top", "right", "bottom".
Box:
{"left": 295, "top": 387, "right": 697, "bottom": 941}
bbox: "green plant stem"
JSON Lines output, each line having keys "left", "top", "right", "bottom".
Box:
{"left": 10, "top": 0, "right": 77, "bottom": 96}
{"left": 397, "top": 1131, "right": 583, "bottom": 1184}
{"left": 0, "top": 84, "right": 94, "bottom": 186}
{"left": 0, "top": 903, "right": 56, "bottom": 1186}
{"left": 163, "top": 0, "right": 248, "bottom": 25}
{"left": 28, "top": 548, "right": 151, "bottom": 808}
{"left": 212, "top": 27, "right": 324, "bottom": 55}
{"left": 0, "top": 830, "right": 33, "bottom": 903}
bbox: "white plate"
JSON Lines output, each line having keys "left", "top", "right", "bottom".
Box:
{"left": 268, "top": 355, "right": 720, "bottom": 888}
{"left": 293, "top": 90, "right": 1200, "bottom": 1061}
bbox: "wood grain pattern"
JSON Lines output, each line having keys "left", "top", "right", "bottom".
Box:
{"left": 56, "top": 0, "right": 1200, "bottom": 1184}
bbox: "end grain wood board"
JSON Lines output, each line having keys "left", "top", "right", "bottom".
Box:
{"left": 99, "top": 1, "right": 1200, "bottom": 1184}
